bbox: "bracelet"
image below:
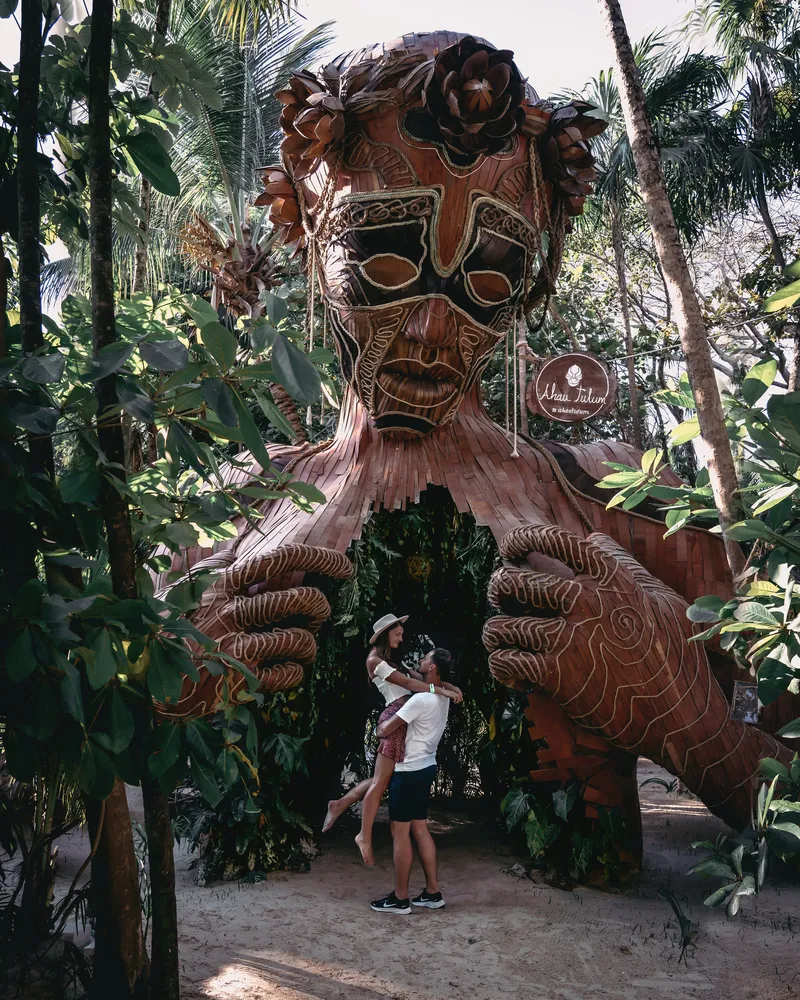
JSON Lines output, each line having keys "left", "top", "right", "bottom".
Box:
{"left": 429, "top": 683, "right": 436, "bottom": 694}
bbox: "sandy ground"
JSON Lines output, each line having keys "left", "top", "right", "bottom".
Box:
{"left": 52, "top": 762, "right": 800, "bottom": 1000}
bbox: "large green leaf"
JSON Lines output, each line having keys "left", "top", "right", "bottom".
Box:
{"left": 106, "top": 688, "right": 135, "bottom": 755}
{"left": 200, "top": 322, "right": 238, "bottom": 372}
{"left": 139, "top": 339, "right": 188, "bottom": 371}
{"left": 764, "top": 278, "right": 800, "bottom": 313}
{"left": 669, "top": 416, "right": 700, "bottom": 446}
{"left": 231, "top": 389, "right": 271, "bottom": 471}
{"left": 61, "top": 660, "right": 85, "bottom": 724}
{"left": 6, "top": 628, "right": 37, "bottom": 683}
{"left": 742, "top": 358, "right": 778, "bottom": 405}
{"left": 271, "top": 334, "right": 321, "bottom": 405}
{"left": 189, "top": 753, "right": 222, "bottom": 808}
{"left": 202, "top": 377, "right": 239, "bottom": 427}
{"left": 125, "top": 132, "right": 180, "bottom": 197}
{"left": 9, "top": 400, "right": 60, "bottom": 435}
{"left": 768, "top": 392, "right": 800, "bottom": 450}
{"left": 22, "top": 353, "right": 66, "bottom": 384}
{"left": 254, "top": 389, "right": 296, "bottom": 440}
{"left": 147, "top": 640, "right": 185, "bottom": 706}
{"left": 79, "top": 740, "right": 116, "bottom": 800}
{"left": 87, "top": 629, "right": 120, "bottom": 689}
{"left": 60, "top": 467, "right": 101, "bottom": 505}
{"left": 149, "top": 722, "right": 183, "bottom": 778}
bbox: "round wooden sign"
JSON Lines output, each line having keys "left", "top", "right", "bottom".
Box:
{"left": 527, "top": 353, "right": 616, "bottom": 423}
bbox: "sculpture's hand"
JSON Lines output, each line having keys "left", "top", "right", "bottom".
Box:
{"left": 172, "top": 544, "right": 352, "bottom": 716}
{"left": 483, "top": 525, "right": 789, "bottom": 829}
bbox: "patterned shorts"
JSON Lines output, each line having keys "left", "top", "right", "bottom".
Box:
{"left": 377, "top": 695, "right": 410, "bottom": 764}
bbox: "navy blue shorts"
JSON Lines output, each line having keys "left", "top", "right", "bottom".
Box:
{"left": 388, "top": 765, "right": 438, "bottom": 822}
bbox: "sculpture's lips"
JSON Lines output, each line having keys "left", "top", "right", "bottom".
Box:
{"left": 377, "top": 370, "right": 458, "bottom": 407}
{"left": 380, "top": 357, "right": 464, "bottom": 383}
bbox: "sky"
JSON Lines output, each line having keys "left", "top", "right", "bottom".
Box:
{"left": 0, "top": 0, "right": 710, "bottom": 96}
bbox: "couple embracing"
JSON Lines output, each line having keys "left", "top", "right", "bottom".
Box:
{"left": 323, "top": 613, "right": 462, "bottom": 914}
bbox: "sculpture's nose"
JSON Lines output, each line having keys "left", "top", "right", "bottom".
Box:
{"left": 404, "top": 296, "right": 458, "bottom": 348}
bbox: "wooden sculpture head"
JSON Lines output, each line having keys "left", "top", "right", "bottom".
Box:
{"left": 258, "top": 31, "right": 605, "bottom": 437}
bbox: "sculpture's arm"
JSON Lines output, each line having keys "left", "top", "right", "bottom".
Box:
{"left": 482, "top": 524, "right": 790, "bottom": 830}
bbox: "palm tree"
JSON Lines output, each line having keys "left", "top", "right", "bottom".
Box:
{"left": 689, "top": 0, "right": 800, "bottom": 268}
{"left": 561, "top": 35, "right": 731, "bottom": 449}
{"left": 597, "top": 0, "right": 746, "bottom": 579}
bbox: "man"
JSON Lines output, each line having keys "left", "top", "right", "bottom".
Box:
{"left": 370, "top": 647, "right": 454, "bottom": 914}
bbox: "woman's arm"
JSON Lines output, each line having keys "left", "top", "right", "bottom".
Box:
{"left": 377, "top": 713, "right": 406, "bottom": 739}
{"left": 370, "top": 659, "right": 461, "bottom": 702}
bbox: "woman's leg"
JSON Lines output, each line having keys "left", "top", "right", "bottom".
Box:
{"left": 322, "top": 777, "right": 372, "bottom": 833}
{"left": 355, "top": 753, "right": 395, "bottom": 866}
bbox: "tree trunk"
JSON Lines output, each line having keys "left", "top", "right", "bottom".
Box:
{"left": 142, "top": 776, "right": 180, "bottom": 1000}
{"left": 86, "top": 783, "right": 150, "bottom": 999}
{"left": 598, "top": 0, "right": 745, "bottom": 579}
{"left": 132, "top": 0, "right": 172, "bottom": 294}
{"left": 87, "top": 2, "right": 150, "bottom": 995}
{"left": 610, "top": 202, "right": 643, "bottom": 449}
{"left": 754, "top": 173, "right": 786, "bottom": 269}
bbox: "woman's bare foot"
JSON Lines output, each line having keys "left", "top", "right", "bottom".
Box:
{"left": 355, "top": 832, "right": 375, "bottom": 865}
{"left": 322, "top": 799, "right": 344, "bottom": 833}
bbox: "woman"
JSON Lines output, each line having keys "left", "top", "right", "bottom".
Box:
{"left": 322, "top": 613, "right": 462, "bottom": 865}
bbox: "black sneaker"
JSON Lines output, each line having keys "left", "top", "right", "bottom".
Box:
{"left": 370, "top": 891, "right": 411, "bottom": 914}
{"left": 411, "top": 888, "right": 445, "bottom": 909}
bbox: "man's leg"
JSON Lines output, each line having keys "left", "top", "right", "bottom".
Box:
{"left": 410, "top": 819, "right": 438, "bottom": 894}
{"left": 391, "top": 821, "right": 413, "bottom": 900}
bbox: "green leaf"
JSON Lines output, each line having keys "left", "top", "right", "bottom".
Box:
{"left": 783, "top": 257, "right": 800, "bottom": 279}
{"left": 777, "top": 718, "right": 800, "bottom": 739}
{"left": 87, "top": 629, "right": 119, "bottom": 689}
{"left": 250, "top": 322, "right": 277, "bottom": 356}
{"left": 201, "top": 377, "right": 238, "bottom": 427}
{"left": 22, "top": 353, "right": 66, "bottom": 384}
{"left": 231, "top": 389, "right": 271, "bottom": 471}
{"left": 0, "top": 0, "right": 20, "bottom": 19}
{"left": 725, "top": 519, "right": 774, "bottom": 542}
{"left": 125, "top": 132, "right": 180, "bottom": 197}
{"left": 264, "top": 732, "right": 308, "bottom": 773}
{"left": 61, "top": 660, "right": 85, "bottom": 724}
{"left": 734, "top": 602, "right": 780, "bottom": 626}
{"left": 688, "top": 857, "right": 737, "bottom": 880}
{"left": 289, "top": 481, "right": 327, "bottom": 505}
{"left": 641, "top": 448, "right": 663, "bottom": 475}
{"left": 764, "top": 821, "right": 800, "bottom": 859}
{"left": 758, "top": 657, "right": 795, "bottom": 705}
{"left": 147, "top": 640, "right": 185, "bottom": 706}
{"left": 183, "top": 294, "right": 219, "bottom": 329}
{"left": 8, "top": 400, "right": 60, "bottom": 435}
{"left": 764, "top": 278, "right": 800, "bottom": 313}
{"left": 742, "top": 358, "right": 778, "bottom": 405}
{"left": 253, "top": 389, "right": 296, "bottom": 440}
{"left": 189, "top": 753, "right": 222, "bottom": 808}
{"left": 200, "top": 322, "right": 238, "bottom": 372}
{"left": 91, "top": 342, "right": 135, "bottom": 380}
{"left": 687, "top": 604, "right": 722, "bottom": 623}
{"left": 6, "top": 629, "right": 37, "bottom": 683}
{"left": 271, "top": 334, "right": 321, "bottom": 405}
{"left": 139, "top": 339, "right": 188, "bottom": 371}
{"left": 669, "top": 416, "right": 701, "bottom": 446}
{"left": 552, "top": 783, "right": 579, "bottom": 821}
{"left": 79, "top": 740, "right": 116, "bottom": 800}
{"left": 106, "top": 688, "right": 134, "bottom": 755}
{"left": 149, "top": 722, "right": 182, "bottom": 778}
{"left": 263, "top": 292, "right": 289, "bottom": 326}
{"left": 60, "top": 468, "right": 101, "bottom": 504}
{"left": 215, "top": 749, "right": 240, "bottom": 789}
{"left": 117, "top": 379, "right": 155, "bottom": 423}
{"left": 758, "top": 758, "right": 788, "bottom": 781}
{"left": 501, "top": 786, "right": 532, "bottom": 830}
{"left": 768, "top": 392, "right": 800, "bottom": 450}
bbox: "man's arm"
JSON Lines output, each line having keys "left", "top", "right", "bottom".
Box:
{"left": 377, "top": 695, "right": 423, "bottom": 738}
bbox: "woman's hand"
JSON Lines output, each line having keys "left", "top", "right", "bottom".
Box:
{"left": 443, "top": 686, "right": 463, "bottom": 703}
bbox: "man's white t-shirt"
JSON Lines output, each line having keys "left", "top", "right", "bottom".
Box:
{"left": 394, "top": 693, "right": 449, "bottom": 772}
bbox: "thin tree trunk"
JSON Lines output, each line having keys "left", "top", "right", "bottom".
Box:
{"left": 598, "top": 0, "right": 745, "bottom": 579}
{"left": 518, "top": 352, "right": 529, "bottom": 438}
{"left": 132, "top": 0, "right": 172, "bottom": 294}
{"left": 754, "top": 173, "right": 786, "bottom": 269}
{"left": 610, "top": 202, "right": 643, "bottom": 449}
{"left": 87, "top": 2, "right": 150, "bottom": 995}
{"left": 142, "top": 776, "right": 180, "bottom": 1000}
{"left": 548, "top": 301, "right": 581, "bottom": 349}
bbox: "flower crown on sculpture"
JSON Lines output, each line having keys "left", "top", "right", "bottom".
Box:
{"left": 256, "top": 35, "right": 607, "bottom": 254}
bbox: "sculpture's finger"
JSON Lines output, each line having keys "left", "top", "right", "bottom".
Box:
{"left": 217, "top": 627, "right": 317, "bottom": 668}
{"left": 499, "top": 524, "right": 616, "bottom": 584}
{"left": 483, "top": 615, "right": 567, "bottom": 656}
{"left": 488, "top": 647, "right": 551, "bottom": 688}
{"left": 219, "top": 587, "right": 331, "bottom": 634}
{"left": 487, "top": 566, "right": 581, "bottom": 615}
{"left": 260, "top": 661, "right": 305, "bottom": 692}
{"left": 222, "top": 544, "right": 352, "bottom": 594}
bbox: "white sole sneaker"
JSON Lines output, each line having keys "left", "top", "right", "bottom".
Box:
{"left": 412, "top": 898, "right": 446, "bottom": 909}
{"left": 370, "top": 903, "right": 411, "bottom": 914}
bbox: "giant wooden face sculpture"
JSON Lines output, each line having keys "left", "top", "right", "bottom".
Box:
{"left": 258, "top": 32, "right": 605, "bottom": 437}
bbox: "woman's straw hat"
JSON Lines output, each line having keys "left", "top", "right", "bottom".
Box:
{"left": 370, "top": 613, "right": 409, "bottom": 645}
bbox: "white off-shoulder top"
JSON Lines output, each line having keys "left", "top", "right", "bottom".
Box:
{"left": 372, "top": 659, "right": 409, "bottom": 705}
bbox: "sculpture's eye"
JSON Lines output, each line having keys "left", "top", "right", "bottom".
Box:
{"left": 465, "top": 269, "right": 513, "bottom": 305}
{"left": 360, "top": 253, "right": 420, "bottom": 290}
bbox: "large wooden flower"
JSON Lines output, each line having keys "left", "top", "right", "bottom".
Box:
{"left": 254, "top": 167, "right": 305, "bottom": 248}
{"left": 422, "top": 36, "right": 526, "bottom": 155}
{"left": 276, "top": 70, "right": 345, "bottom": 180}
{"left": 541, "top": 101, "right": 607, "bottom": 218}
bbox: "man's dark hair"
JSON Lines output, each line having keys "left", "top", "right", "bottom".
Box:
{"left": 430, "top": 647, "right": 454, "bottom": 683}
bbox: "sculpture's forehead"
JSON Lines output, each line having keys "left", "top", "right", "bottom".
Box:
{"left": 310, "top": 108, "right": 537, "bottom": 269}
